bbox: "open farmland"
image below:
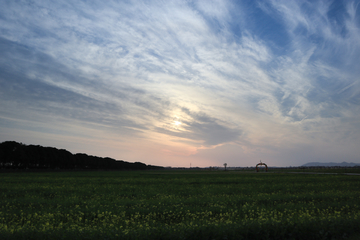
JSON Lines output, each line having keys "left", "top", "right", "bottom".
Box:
{"left": 0, "top": 170, "right": 360, "bottom": 240}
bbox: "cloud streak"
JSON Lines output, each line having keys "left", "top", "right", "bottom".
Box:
{"left": 1, "top": 0, "right": 360, "bottom": 166}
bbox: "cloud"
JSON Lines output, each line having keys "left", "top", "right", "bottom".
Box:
{"left": 0, "top": 37, "right": 154, "bottom": 134}
{"left": 0, "top": 0, "right": 360, "bottom": 166}
{"left": 155, "top": 108, "right": 242, "bottom": 147}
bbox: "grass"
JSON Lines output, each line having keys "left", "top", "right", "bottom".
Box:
{"left": 0, "top": 170, "right": 359, "bottom": 239}
{"left": 272, "top": 168, "right": 360, "bottom": 174}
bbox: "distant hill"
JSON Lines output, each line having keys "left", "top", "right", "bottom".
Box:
{"left": 302, "top": 162, "right": 360, "bottom": 167}
{"left": 0, "top": 141, "right": 163, "bottom": 170}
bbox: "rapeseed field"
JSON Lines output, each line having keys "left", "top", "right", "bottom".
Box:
{"left": 0, "top": 170, "right": 359, "bottom": 239}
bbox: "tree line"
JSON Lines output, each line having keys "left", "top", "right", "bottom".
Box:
{"left": 0, "top": 141, "right": 163, "bottom": 170}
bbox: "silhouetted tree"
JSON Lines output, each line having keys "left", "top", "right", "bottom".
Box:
{"left": 0, "top": 141, "right": 164, "bottom": 170}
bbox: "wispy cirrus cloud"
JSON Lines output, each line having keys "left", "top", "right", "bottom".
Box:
{"left": 0, "top": 0, "right": 360, "bottom": 166}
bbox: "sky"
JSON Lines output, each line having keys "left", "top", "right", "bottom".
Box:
{"left": 1, "top": 0, "right": 360, "bottom": 167}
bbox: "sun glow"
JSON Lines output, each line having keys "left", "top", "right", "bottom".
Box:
{"left": 174, "top": 121, "right": 182, "bottom": 126}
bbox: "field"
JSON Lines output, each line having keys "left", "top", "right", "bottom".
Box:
{"left": 1, "top": 170, "right": 360, "bottom": 240}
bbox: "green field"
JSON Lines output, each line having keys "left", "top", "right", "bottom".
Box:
{"left": 1, "top": 170, "right": 360, "bottom": 239}
{"left": 272, "top": 168, "right": 360, "bottom": 174}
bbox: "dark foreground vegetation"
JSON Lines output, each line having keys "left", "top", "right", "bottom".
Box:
{"left": 0, "top": 141, "right": 163, "bottom": 170}
{"left": 0, "top": 170, "right": 359, "bottom": 240}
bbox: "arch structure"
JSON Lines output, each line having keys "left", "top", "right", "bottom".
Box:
{"left": 256, "top": 162, "right": 268, "bottom": 172}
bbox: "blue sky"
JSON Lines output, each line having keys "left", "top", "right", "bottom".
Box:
{"left": 1, "top": 0, "right": 360, "bottom": 167}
